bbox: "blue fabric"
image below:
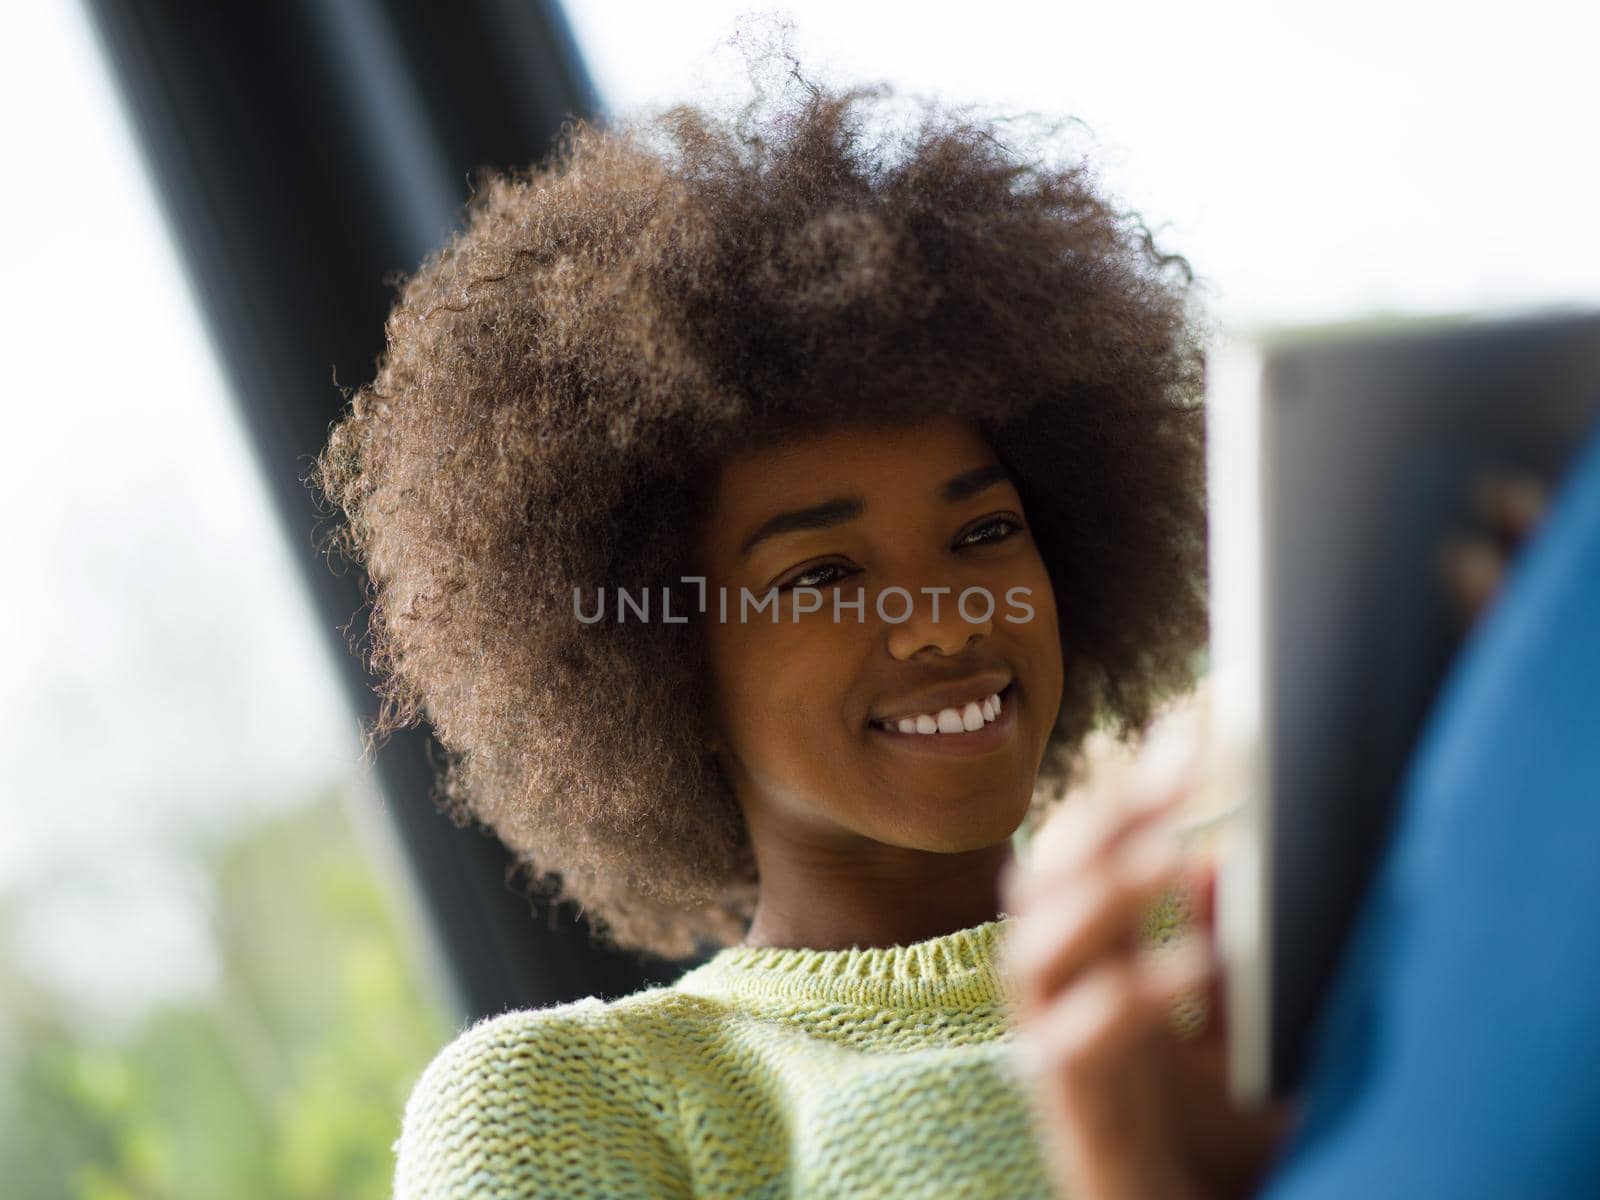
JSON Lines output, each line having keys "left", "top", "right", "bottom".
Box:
{"left": 1259, "top": 415, "right": 1600, "bottom": 1199}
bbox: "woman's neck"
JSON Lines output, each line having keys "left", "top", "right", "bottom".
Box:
{"left": 740, "top": 839, "right": 1015, "bottom": 950}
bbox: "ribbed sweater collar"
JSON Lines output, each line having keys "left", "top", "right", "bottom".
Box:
{"left": 672, "top": 915, "right": 1014, "bottom": 1010}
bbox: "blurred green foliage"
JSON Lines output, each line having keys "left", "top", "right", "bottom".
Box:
{"left": 0, "top": 793, "right": 453, "bottom": 1200}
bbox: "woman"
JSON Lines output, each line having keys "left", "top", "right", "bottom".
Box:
{"left": 315, "top": 53, "right": 1282, "bottom": 1199}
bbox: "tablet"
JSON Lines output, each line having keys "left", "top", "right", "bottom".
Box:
{"left": 1205, "top": 307, "right": 1600, "bottom": 1105}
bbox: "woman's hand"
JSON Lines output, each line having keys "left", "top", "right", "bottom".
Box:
{"left": 1437, "top": 470, "right": 1550, "bottom": 630}
{"left": 997, "top": 713, "right": 1294, "bottom": 1200}
{"left": 996, "top": 468, "right": 1554, "bottom": 1199}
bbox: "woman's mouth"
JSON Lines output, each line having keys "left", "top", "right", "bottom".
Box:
{"left": 868, "top": 682, "right": 1019, "bottom": 757}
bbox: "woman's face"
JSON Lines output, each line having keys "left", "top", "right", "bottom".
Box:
{"left": 694, "top": 414, "right": 1065, "bottom": 859}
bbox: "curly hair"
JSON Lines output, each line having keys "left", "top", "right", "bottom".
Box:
{"left": 312, "top": 58, "right": 1210, "bottom": 963}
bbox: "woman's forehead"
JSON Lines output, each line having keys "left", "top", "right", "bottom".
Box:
{"left": 694, "top": 416, "right": 1010, "bottom": 562}
{"left": 717, "top": 415, "right": 994, "bottom": 494}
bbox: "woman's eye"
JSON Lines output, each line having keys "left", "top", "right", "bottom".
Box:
{"left": 780, "top": 562, "right": 852, "bottom": 591}
{"left": 959, "top": 516, "right": 1024, "bottom": 547}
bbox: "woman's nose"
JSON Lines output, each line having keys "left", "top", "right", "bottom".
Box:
{"left": 882, "top": 582, "right": 996, "bottom": 660}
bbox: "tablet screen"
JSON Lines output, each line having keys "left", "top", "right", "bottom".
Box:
{"left": 1208, "top": 309, "right": 1600, "bottom": 1103}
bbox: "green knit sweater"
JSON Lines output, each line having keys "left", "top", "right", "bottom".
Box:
{"left": 392, "top": 914, "right": 1070, "bottom": 1198}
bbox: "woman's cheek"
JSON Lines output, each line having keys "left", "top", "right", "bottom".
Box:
{"left": 982, "top": 552, "right": 1051, "bottom": 632}
{"left": 737, "top": 608, "right": 858, "bottom": 716}
{"left": 1005, "top": 556, "right": 1065, "bottom": 723}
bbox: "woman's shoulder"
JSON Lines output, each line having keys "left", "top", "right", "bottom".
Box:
{"left": 412, "top": 996, "right": 609, "bottom": 1092}
{"left": 394, "top": 994, "right": 691, "bottom": 1198}
{"left": 408, "top": 982, "right": 726, "bottom": 1097}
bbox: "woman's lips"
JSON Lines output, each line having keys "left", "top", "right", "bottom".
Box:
{"left": 867, "top": 682, "right": 1019, "bottom": 758}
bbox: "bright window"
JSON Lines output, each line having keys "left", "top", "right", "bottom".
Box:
{"left": 0, "top": 7, "right": 451, "bottom": 1196}
{"left": 563, "top": 1, "right": 1600, "bottom": 325}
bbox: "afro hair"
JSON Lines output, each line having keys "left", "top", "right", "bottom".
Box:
{"left": 312, "top": 53, "right": 1210, "bottom": 962}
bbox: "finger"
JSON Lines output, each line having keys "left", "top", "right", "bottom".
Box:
{"left": 1001, "top": 826, "right": 1190, "bottom": 1012}
{"left": 1182, "top": 858, "right": 1224, "bottom": 1041}
{"left": 1002, "top": 784, "right": 1185, "bottom": 915}
{"left": 1003, "top": 791, "right": 1185, "bottom": 916}
{"left": 1003, "top": 719, "right": 1200, "bottom": 912}
{"left": 1185, "top": 852, "right": 1218, "bottom": 934}
{"left": 1436, "top": 534, "right": 1505, "bottom": 623}
{"left": 1012, "top": 936, "right": 1215, "bottom": 1085}
{"left": 1473, "top": 472, "right": 1549, "bottom": 546}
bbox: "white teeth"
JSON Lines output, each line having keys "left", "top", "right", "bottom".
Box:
{"left": 876, "top": 689, "right": 1009, "bottom": 735}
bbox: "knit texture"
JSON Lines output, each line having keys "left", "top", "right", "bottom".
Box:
{"left": 393, "top": 902, "right": 1203, "bottom": 1200}
{"left": 394, "top": 907, "right": 1194, "bottom": 1198}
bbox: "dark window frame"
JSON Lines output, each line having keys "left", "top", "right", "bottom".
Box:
{"left": 82, "top": 0, "right": 701, "bottom": 1022}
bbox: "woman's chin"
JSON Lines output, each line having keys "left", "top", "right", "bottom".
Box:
{"left": 859, "top": 789, "right": 1034, "bottom": 853}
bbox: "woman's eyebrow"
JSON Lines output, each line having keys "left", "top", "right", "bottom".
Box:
{"left": 739, "top": 497, "right": 862, "bottom": 558}
{"left": 737, "top": 462, "right": 1013, "bottom": 558}
{"left": 941, "top": 462, "right": 1011, "bottom": 503}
